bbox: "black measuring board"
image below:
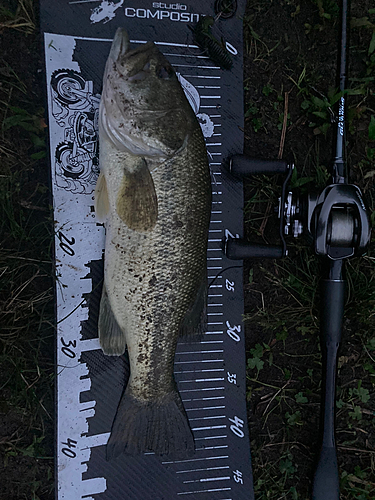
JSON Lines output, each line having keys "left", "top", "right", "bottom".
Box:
{"left": 40, "top": 1, "right": 253, "bottom": 498}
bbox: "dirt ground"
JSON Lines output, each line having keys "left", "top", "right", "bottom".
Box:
{"left": 242, "top": 1, "right": 375, "bottom": 498}
{"left": 0, "top": 0, "right": 374, "bottom": 499}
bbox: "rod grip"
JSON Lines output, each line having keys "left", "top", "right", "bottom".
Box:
{"left": 229, "top": 155, "right": 288, "bottom": 177}
{"left": 225, "top": 239, "right": 284, "bottom": 259}
{"left": 312, "top": 446, "right": 340, "bottom": 500}
{"left": 320, "top": 280, "right": 345, "bottom": 345}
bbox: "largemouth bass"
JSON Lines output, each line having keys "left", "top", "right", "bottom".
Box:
{"left": 95, "top": 28, "right": 212, "bottom": 459}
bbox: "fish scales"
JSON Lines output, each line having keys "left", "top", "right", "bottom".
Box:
{"left": 105, "top": 128, "right": 210, "bottom": 397}
{"left": 95, "top": 28, "right": 212, "bottom": 459}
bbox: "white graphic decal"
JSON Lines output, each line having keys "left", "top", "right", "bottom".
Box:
{"left": 90, "top": 0, "right": 124, "bottom": 24}
{"left": 50, "top": 69, "right": 100, "bottom": 194}
{"left": 177, "top": 72, "right": 214, "bottom": 138}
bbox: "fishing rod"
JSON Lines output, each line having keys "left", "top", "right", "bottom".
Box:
{"left": 222, "top": 0, "right": 371, "bottom": 497}
{"left": 311, "top": 1, "right": 349, "bottom": 497}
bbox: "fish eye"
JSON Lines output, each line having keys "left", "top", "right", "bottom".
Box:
{"left": 156, "top": 64, "right": 174, "bottom": 80}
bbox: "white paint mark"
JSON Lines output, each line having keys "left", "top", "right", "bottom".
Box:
{"left": 162, "top": 455, "right": 229, "bottom": 465}
{"left": 183, "top": 475, "right": 231, "bottom": 483}
{"left": 176, "top": 465, "right": 230, "bottom": 474}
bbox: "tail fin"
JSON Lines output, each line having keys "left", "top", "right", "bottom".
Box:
{"left": 107, "top": 390, "right": 195, "bottom": 460}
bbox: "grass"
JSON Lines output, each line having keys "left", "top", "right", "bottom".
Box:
{"left": 0, "top": 1, "right": 54, "bottom": 498}
{"left": 246, "top": 253, "right": 375, "bottom": 498}
{"left": 0, "top": 0, "right": 35, "bottom": 34}
{"left": 0, "top": 0, "right": 374, "bottom": 499}
{"left": 243, "top": 1, "right": 375, "bottom": 498}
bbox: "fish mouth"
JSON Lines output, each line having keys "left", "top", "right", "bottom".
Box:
{"left": 109, "top": 28, "right": 156, "bottom": 64}
{"left": 108, "top": 28, "right": 130, "bottom": 62}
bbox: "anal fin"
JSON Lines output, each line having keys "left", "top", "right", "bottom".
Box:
{"left": 179, "top": 279, "right": 207, "bottom": 337}
{"left": 98, "top": 284, "right": 126, "bottom": 356}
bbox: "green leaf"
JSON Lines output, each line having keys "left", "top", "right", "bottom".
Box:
{"left": 248, "top": 268, "right": 254, "bottom": 284}
{"left": 364, "top": 362, "right": 375, "bottom": 374}
{"left": 262, "top": 84, "right": 272, "bottom": 96}
{"left": 312, "top": 111, "right": 328, "bottom": 120}
{"left": 8, "top": 105, "right": 30, "bottom": 115}
{"left": 268, "top": 352, "right": 273, "bottom": 366}
{"left": 319, "top": 122, "right": 331, "bottom": 136}
{"left": 30, "top": 135, "right": 45, "bottom": 148}
{"left": 351, "top": 17, "right": 374, "bottom": 28}
{"left": 346, "top": 88, "right": 366, "bottom": 96}
{"left": 311, "top": 96, "right": 327, "bottom": 108}
{"left": 291, "top": 176, "right": 314, "bottom": 188}
{"left": 289, "top": 486, "right": 298, "bottom": 500}
{"left": 3, "top": 114, "right": 33, "bottom": 130}
{"left": 31, "top": 151, "right": 46, "bottom": 160}
{"left": 276, "top": 327, "right": 288, "bottom": 341}
{"left": 328, "top": 89, "right": 344, "bottom": 105}
{"left": 297, "top": 325, "right": 310, "bottom": 336}
{"left": 250, "top": 343, "right": 263, "bottom": 358}
{"left": 279, "top": 459, "right": 295, "bottom": 475}
{"left": 354, "top": 465, "right": 367, "bottom": 479}
{"left": 369, "top": 115, "right": 375, "bottom": 140}
{"left": 295, "top": 392, "right": 308, "bottom": 403}
{"left": 245, "top": 103, "right": 258, "bottom": 117}
{"left": 369, "top": 31, "right": 375, "bottom": 55}
{"left": 251, "top": 117, "right": 263, "bottom": 132}
{"left": 349, "top": 405, "right": 362, "bottom": 421}
{"left": 18, "top": 122, "right": 38, "bottom": 132}
{"left": 247, "top": 356, "right": 264, "bottom": 371}
{"left": 285, "top": 411, "right": 301, "bottom": 426}
{"left": 0, "top": 7, "right": 16, "bottom": 18}
{"left": 355, "top": 382, "right": 370, "bottom": 403}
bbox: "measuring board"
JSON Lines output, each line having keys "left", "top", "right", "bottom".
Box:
{"left": 41, "top": 1, "right": 253, "bottom": 498}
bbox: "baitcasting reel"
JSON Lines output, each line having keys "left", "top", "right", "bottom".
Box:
{"left": 224, "top": 154, "right": 371, "bottom": 262}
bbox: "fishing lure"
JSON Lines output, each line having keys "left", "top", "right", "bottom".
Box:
{"left": 191, "top": 16, "right": 233, "bottom": 70}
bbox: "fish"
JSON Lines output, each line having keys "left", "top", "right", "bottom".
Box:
{"left": 95, "top": 28, "right": 212, "bottom": 459}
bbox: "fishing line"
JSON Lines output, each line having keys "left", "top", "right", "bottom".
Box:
{"left": 208, "top": 264, "right": 242, "bottom": 288}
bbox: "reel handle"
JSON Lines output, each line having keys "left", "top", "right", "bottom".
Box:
{"left": 229, "top": 155, "right": 288, "bottom": 177}
{"left": 224, "top": 238, "right": 284, "bottom": 259}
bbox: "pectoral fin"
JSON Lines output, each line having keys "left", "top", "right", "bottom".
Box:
{"left": 94, "top": 171, "right": 110, "bottom": 222}
{"left": 116, "top": 158, "right": 158, "bottom": 232}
